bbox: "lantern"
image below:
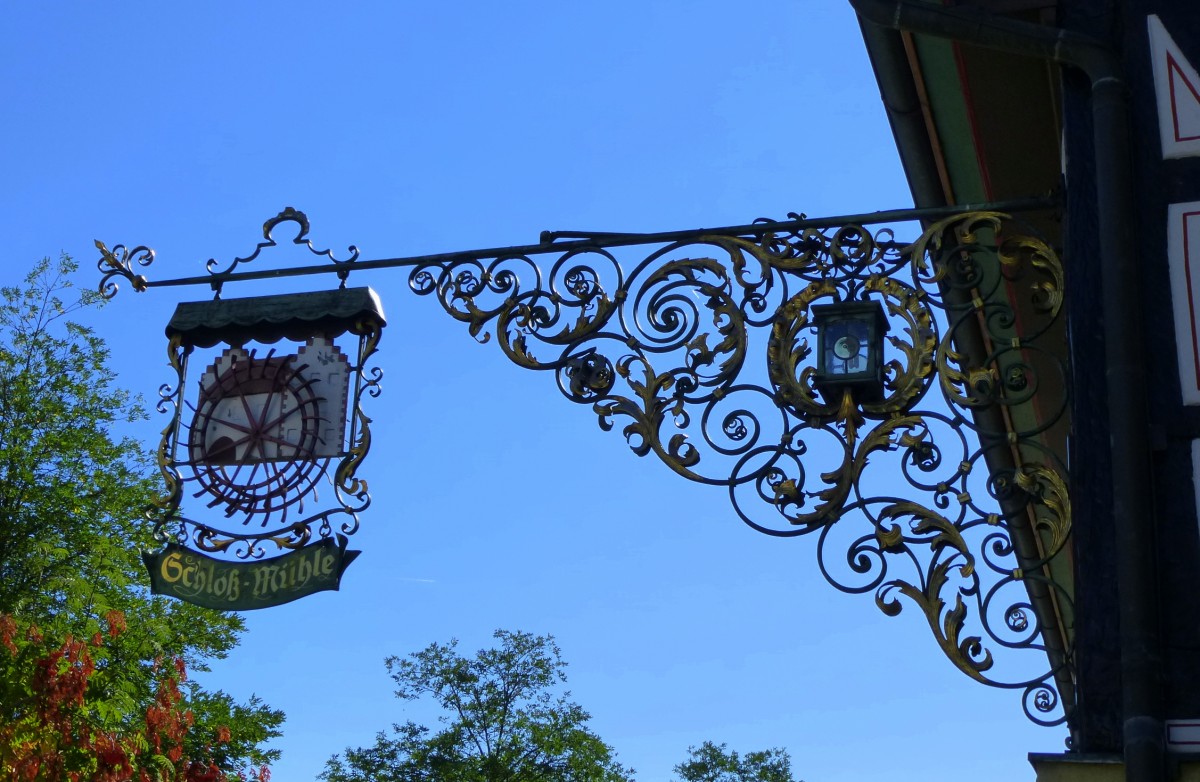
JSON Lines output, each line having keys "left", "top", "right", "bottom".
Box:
{"left": 811, "top": 299, "right": 889, "bottom": 403}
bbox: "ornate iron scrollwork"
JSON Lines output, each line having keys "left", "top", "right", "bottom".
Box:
{"left": 95, "top": 240, "right": 152, "bottom": 298}
{"left": 204, "top": 206, "right": 361, "bottom": 285}
{"left": 97, "top": 204, "right": 1071, "bottom": 723}
{"left": 404, "top": 211, "right": 1072, "bottom": 725}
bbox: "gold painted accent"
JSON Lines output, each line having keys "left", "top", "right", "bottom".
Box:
{"left": 149, "top": 334, "right": 188, "bottom": 520}
{"left": 335, "top": 320, "right": 383, "bottom": 502}
{"left": 95, "top": 240, "right": 150, "bottom": 295}
{"left": 1015, "top": 466, "right": 1072, "bottom": 555}
{"left": 876, "top": 523, "right": 905, "bottom": 552}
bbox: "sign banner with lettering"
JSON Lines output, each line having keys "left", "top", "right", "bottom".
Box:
{"left": 143, "top": 537, "right": 360, "bottom": 611}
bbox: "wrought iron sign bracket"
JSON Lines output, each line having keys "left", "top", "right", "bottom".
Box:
{"left": 96, "top": 193, "right": 1073, "bottom": 726}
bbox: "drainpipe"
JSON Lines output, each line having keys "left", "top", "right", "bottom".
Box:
{"left": 857, "top": 15, "right": 1080, "bottom": 730}
{"left": 848, "top": 2, "right": 1162, "bottom": 781}
{"left": 859, "top": 13, "right": 1079, "bottom": 726}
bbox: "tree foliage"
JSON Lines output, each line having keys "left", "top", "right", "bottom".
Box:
{"left": 0, "top": 611, "right": 269, "bottom": 782}
{"left": 673, "top": 742, "right": 799, "bottom": 782}
{"left": 0, "top": 258, "right": 283, "bottom": 778}
{"left": 321, "top": 630, "right": 633, "bottom": 782}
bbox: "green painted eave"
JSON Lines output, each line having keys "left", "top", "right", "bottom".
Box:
{"left": 910, "top": 35, "right": 990, "bottom": 203}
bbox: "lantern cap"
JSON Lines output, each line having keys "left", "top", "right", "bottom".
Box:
{"left": 167, "top": 287, "right": 386, "bottom": 348}
{"left": 811, "top": 299, "right": 889, "bottom": 328}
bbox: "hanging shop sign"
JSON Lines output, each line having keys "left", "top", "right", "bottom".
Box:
{"left": 147, "top": 286, "right": 385, "bottom": 609}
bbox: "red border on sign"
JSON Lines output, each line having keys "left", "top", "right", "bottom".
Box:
{"left": 1167, "top": 51, "right": 1200, "bottom": 143}
{"left": 1184, "top": 211, "right": 1200, "bottom": 392}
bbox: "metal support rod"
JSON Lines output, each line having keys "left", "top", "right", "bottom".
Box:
{"left": 848, "top": 2, "right": 1162, "bottom": 780}
{"left": 137, "top": 196, "right": 1055, "bottom": 292}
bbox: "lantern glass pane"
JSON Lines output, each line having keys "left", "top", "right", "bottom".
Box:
{"left": 823, "top": 319, "right": 871, "bottom": 376}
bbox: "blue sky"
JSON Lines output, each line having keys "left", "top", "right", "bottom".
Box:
{"left": 2, "top": 2, "right": 1061, "bottom": 780}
